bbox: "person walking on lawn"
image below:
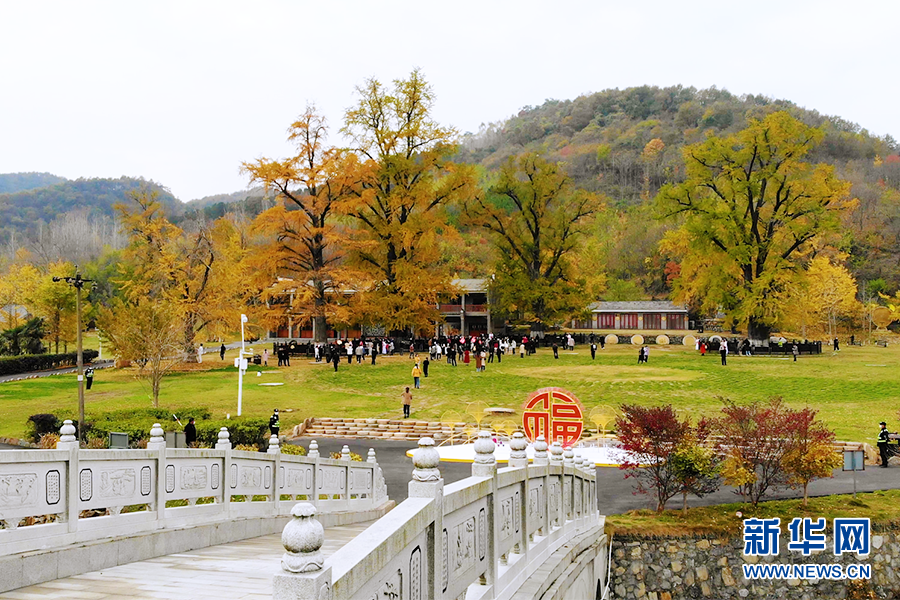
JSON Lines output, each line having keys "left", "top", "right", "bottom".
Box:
{"left": 402, "top": 387, "right": 413, "bottom": 418}
{"left": 412, "top": 362, "right": 422, "bottom": 389}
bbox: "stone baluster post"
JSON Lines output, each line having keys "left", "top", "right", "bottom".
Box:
{"left": 216, "top": 427, "right": 232, "bottom": 514}
{"left": 308, "top": 441, "right": 319, "bottom": 508}
{"left": 340, "top": 445, "right": 351, "bottom": 509}
{"left": 471, "top": 431, "right": 498, "bottom": 586}
{"left": 549, "top": 440, "right": 563, "bottom": 466}
{"left": 409, "top": 438, "right": 443, "bottom": 600}
{"left": 215, "top": 427, "right": 232, "bottom": 450}
{"left": 532, "top": 435, "right": 548, "bottom": 466}
{"left": 563, "top": 447, "right": 574, "bottom": 523}
{"left": 563, "top": 447, "right": 574, "bottom": 467}
{"left": 307, "top": 440, "right": 319, "bottom": 458}
{"left": 273, "top": 503, "right": 332, "bottom": 600}
{"left": 367, "top": 448, "right": 377, "bottom": 463}
{"left": 57, "top": 420, "right": 79, "bottom": 531}
{"left": 508, "top": 432, "right": 528, "bottom": 468}
{"left": 147, "top": 423, "right": 166, "bottom": 525}
{"left": 268, "top": 434, "right": 281, "bottom": 454}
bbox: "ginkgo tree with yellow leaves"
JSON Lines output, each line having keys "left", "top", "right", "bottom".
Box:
{"left": 657, "top": 111, "right": 857, "bottom": 342}
{"left": 243, "top": 106, "right": 356, "bottom": 343}
{"left": 338, "top": 69, "right": 478, "bottom": 334}
{"left": 783, "top": 256, "right": 860, "bottom": 338}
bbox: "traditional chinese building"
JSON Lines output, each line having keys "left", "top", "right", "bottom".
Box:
{"left": 572, "top": 300, "right": 689, "bottom": 331}
{"left": 435, "top": 278, "right": 494, "bottom": 337}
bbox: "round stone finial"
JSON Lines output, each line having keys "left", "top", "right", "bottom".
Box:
{"left": 308, "top": 440, "right": 319, "bottom": 459}
{"left": 267, "top": 434, "right": 280, "bottom": 454}
{"left": 148, "top": 423, "right": 166, "bottom": 450}
{"left": 550, "top": 441, "right": 564, "bottom": 465}
{"left": 367, "top": 448, "right": 377, "bottom": 463}
{"left": 59, "top": 420, "right": 76, "bottom": 442}
{"left": 412, "top": 437, "right": 441, "bottom": 482}
{"left": 509, "top": 431, "right": 528, "bottom": 467}
{"left": 533, "top": 435, "right": 549, "bottom": 465}
{"left": 281, "top": 502, "right": 324, "bottom": 573}
{"left": 473, "top": 431, "right": 496, "bottom": 465}
{"left": 563, "top": 447, "right": 574, "bottom": 467}
{"left": 215, "top": 427, "right": 231, "bottom": 450}
{"left": 341, "top": 445, "right": 351, "bottom": 462}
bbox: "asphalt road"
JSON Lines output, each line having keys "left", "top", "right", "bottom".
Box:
{"left": 290, "top": 437, "right": 900, "bottom": 513}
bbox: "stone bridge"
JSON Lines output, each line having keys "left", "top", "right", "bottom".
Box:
{"left": 0, "top": 421, "right": 392, "bottom": 593}
{"left": 274, "top": 433, "right": 608, "bottom": 600}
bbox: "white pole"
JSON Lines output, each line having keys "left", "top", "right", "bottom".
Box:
{"left": 238, "top": 314, "right": 248, "bottom": 417}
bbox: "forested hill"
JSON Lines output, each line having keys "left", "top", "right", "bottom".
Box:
{"left": 0, "top": 172, "right": 68, "bottom": 194}
{"left": 458, "top": 85, "right": 898, "bottom": 204}
{"left": 0, "top": 177, "right": 181, "bottom": 241}
{"left": 457, "top": 85, "right": 900, "bottom": 292}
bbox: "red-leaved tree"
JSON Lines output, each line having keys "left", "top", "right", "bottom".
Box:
{"left": 715, "top": 397, "right": 838, "bottom": 506}
{"left": 616, "top": 404, "right": 693, "bottom": 512}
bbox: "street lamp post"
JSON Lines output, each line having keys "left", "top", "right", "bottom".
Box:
{"left": 52, "top": 271, "right": 93, "bottom": 443}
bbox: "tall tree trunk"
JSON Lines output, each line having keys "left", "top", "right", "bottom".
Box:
{"left": 313, "top": 315, "right": 327, "bottom": 344}
{"left": 747, "top": 318, "right": 771, "bottom": 345}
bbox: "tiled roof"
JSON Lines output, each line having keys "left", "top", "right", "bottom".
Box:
{"left": 588, "top": 300, "right": 687, "bottom": 313}
{"left": 452, "top": 278, "right": 488, "bottom": 292}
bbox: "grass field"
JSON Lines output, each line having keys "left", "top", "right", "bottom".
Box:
{"left": 1, "top": 342, "right": 898, "bottom": 443}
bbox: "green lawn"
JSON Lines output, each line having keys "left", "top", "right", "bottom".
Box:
{"left": 1, "top": 343, "right": 898, "bottom": 443}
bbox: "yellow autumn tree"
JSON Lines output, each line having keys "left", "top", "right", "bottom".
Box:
{"left": 657, "top": 112, "right": 856, "bottom": 342}
{"left": 799, "top": 256, "right": 859, "bottom": 338}
{"left": 243, "top": 106, "right": 356, "bottom": 342}
{"left": 28, "top": 262, "right": 86, "bottom": 353}
{"left": 115, "top": 190, "right": 248, "bottom": 358}
{"left": 0, "top": 262, "right": 40, "bottom": 329}
{"left": 339, "top": 69, "right": 478, "bottom": 334}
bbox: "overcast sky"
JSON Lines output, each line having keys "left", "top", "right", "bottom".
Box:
{"left": 1, "top": 1, "right": 897, "bottom": 201}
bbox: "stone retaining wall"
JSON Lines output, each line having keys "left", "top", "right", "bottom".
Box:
{"left": 609, "top": 528, "right": 900, "bottom": 599}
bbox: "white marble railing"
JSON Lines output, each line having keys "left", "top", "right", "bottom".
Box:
{"left": 275, "top": 432, "right": 600, "bottom": 600}
{"left": 0, "top": 421, "right": 387, "bottom": 556}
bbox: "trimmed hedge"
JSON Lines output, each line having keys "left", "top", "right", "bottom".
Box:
{"left": 196, "top": 418, "right": 269, "bottom": 447}
{"left": 0, "top": 350, "right": 100, "bottom": 376}
{"left": 26, "top": 414, "right": 61, "bottom": 443}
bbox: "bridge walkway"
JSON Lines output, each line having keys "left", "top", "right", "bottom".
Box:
{"left": 0, "top": 521, "right": 374, "bottom": 600}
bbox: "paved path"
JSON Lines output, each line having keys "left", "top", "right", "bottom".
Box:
{"left": 0, "top": 360, "right": 114, "bottom": 384}
{"left": 290, "top": 437, "right": 900, "bottom": 511}
{"left": 0, "top": 520, "right": 374, "bottom": 599}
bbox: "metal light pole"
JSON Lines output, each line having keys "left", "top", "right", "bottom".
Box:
{"left": 52, "top": 271, "right": 93, "bottom": 443}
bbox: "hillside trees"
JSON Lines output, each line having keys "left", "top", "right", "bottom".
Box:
{"left": 338, "top": 69, "right": 477, "bottom": 333}
{"left": 464, "top": 153, "right": 603, "bottom": 326}
{"left": 244, "top": 106, "right": 355, "bottom": 343}
{"left": 657, "top": 112, "right": 856, "bottom": 342}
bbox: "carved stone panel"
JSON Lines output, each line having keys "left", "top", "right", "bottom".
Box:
{"left": 0, "top": 473, "right": 38, "bottom": 507}
{"left": 549, "top": 482, "right": 559, "bottom": 525}
{"left": 141, "top": 466, "right": 152, "bottom": 496}
{"left": 165, "top": 465, "right": 175, "bottom": 493}
{"left": 353, "top": 469, "right": 369, "bottom": 491}
{"left": 211, "top": 463, "right": 219, "bottom": 490}
{"left": 514, "top": 491, "right": 520, "bottom": 533}
{"left": 180, "top": 466, "right": 208, "bottom": 490}
{"left": 264, "top": 465, "right": 271, "bottom": 489}
{"left": 410, "top": 546, "right": 422, "bottom": 600}
{"left": 500, "top": 497, "right": 513, "bottom": 539}
{"left": 478, "top": 508, "right": 486, "bottom": 561}
{"left": 79, "top": 469, "right": 92, "bottom": 502}
{"left": 318, "top": 467, "right": 345, "bottom": 492}
{"left": 452, "top": 517, "right": 476, "bottom": 576}
{"left": 230, "top": 463, "right": 238, "bottom": 489}
{"left": 285, "top": 468, "right": 308, "bottom": 490}
{"left": 240, "top": 466, "right": 262, "bottom": 489}
{"left": 574, "top": 479, "right": 582, "bottom": 515}
{"left": 46, "top": 470, "right": 60, "bottom": 505}
{"left": 442, "top": 528, "right": 449, "bottom": 593}
{"left": 98, "top": 468, "right": 136, "bottom": 498}
{"left": 371, "top": 569, "right": 401, "bottom": 600}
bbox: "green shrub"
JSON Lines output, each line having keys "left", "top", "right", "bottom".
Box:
{"left": 0, "top": 350, "right": 99, "bottom": 376}
{"left": 26, "top": 413, "right": 61, "bottom": 443}
{"left": 196, "top": 418, "right": 268, "bottom": 447}
{"left": 280, "top": 443, "right": 306, "bottom": 456}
